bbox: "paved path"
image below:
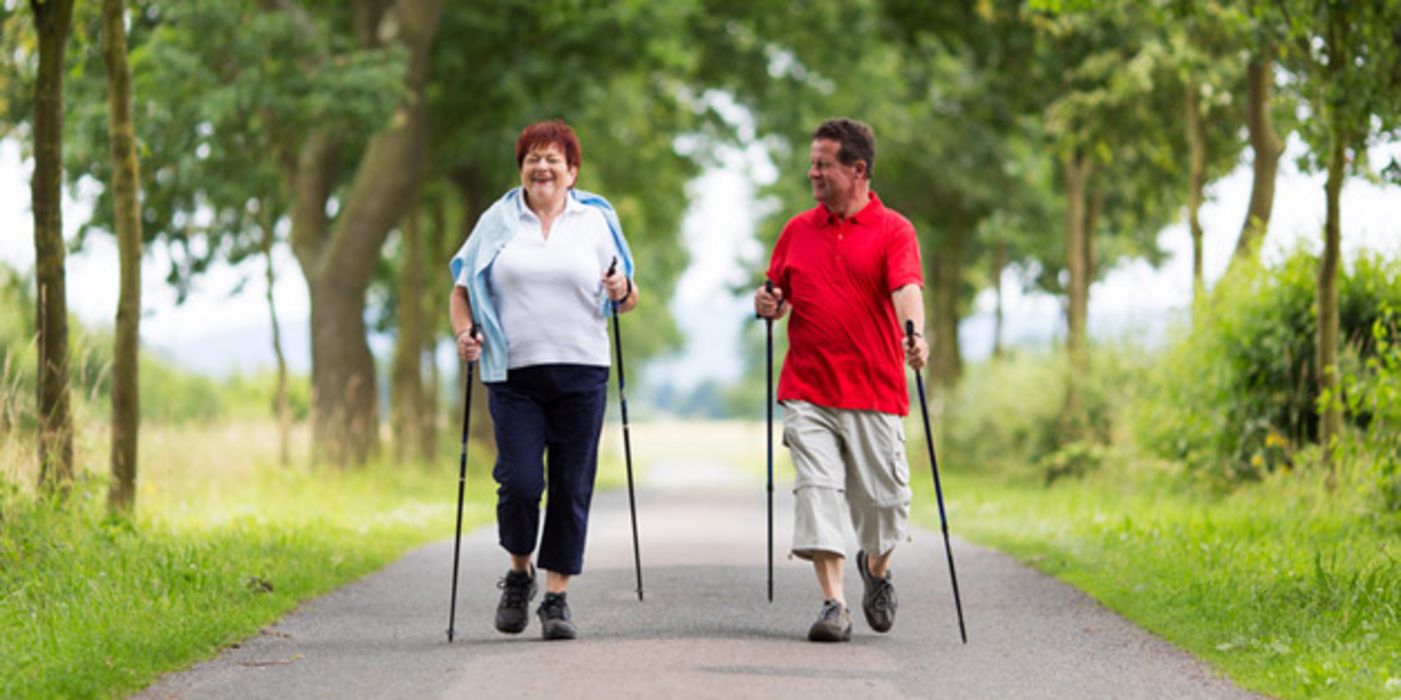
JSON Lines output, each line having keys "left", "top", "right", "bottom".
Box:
{"left": 138, "top": 456, "right": 1265, "bottom": 699}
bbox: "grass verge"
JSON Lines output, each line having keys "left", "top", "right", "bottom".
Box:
{"left": 0, "top": 421, "right": 495, "bottom": 699}
{"left": 914, "top": 465, "right": 1401, "bottom": 700}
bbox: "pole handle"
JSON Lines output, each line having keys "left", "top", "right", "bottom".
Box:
{"left": 757, "top": 279, "right": 776, "bottom": 320}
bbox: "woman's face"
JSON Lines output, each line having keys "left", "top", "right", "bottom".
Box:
{"left": 519, "top": 142, "right": 577, "bottom": 206}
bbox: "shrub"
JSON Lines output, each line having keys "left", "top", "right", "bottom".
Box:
{"left": 1136, "top": 248, "right": 1401, "bottom": 484}
{"left": 941, "top": 345, "right": 1147, "bottom": 482}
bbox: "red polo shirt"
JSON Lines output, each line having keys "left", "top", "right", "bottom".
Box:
{"left": 767, "top": 192, "right": 923, "bottom": 416}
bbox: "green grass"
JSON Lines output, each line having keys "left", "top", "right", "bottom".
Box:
{"left": 915, "top": 464, "right": 1401, "bottom": 700}
{"left": 0, "top": 421, "right": 497, "bottom": 699}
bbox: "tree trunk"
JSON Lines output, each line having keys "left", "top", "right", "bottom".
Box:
{"left": 261, "top": 215, "right": 291, "bottom": 467}
{"left": 419, "top": 192, "right": 449, "bottom": 461}
{"left": 391, "top": 203, "right": 426, "bottom": 462}
{"left": 1185, "top": 81, "right": 1206, "bottom": 314}
{"left": 102, "top": 0, "right": 143, "bottom": 515}
{"left": 1231, "top": 46, "right": 1282, "bottom": 267}
{"left": 991, "top": 241, "right": 1007, "bottom": 358}
{"left": 291, "top": 0, "right": 444, "bottom": 466}
{"left": 451, "top": 170, "right": 495, "bottom": 454}
{"left": 1063, "top": 150, "right": 1093, "bottom": 371}
{"left": 1317, "top": 128, "right": 1346, "bottom": 473}
{"left": 1060, "top": 151, "right": 1096, "bottom": 440}
{"left": 31, "top": 0, "right": 76, "bottom": 495}
{"left": 927, "top": 219, "right": 965, "bottom": 391}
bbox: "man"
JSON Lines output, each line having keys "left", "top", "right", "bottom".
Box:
{"left": 754, "top": 117, "right": 927, "bottom": 642}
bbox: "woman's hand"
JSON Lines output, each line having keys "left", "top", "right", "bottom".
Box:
{"left": 603, "top": 269, "right": 633, "bottom": 303}
{"left": 455, "top": 327, "right": 483, "bottom": 363}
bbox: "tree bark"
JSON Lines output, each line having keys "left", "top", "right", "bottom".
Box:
{"left": 290, "top": 0, "right": 444, "bottom": 466}
{"left": 31, "top": 0, "right": 76, "bottom": 495}
{"left": 102, "top": 0, "right": 143, "bottom": 515}
{"left": 927, "top": 218, "right": 965, "bottom": 390}
{"left": 1316, "top": 14, "right": 1350, "bottom": 475}
{"left": 1231, "top": 46, "right": 1282, "bottom": 267}
{"left": 261, "top": 214, "right": 291, "bottom": 467}
{"left": 1063, "top": 150, "right": 1093, "bottom": 372}
{"left": 391, "top": 203, "right": 426, "bottom": 462}
{"left": 991, "top": 241, "right": 1007, "bottom": 358}
{"left": 419, "top": 192, "right": 449, "bottom": 461}
{"left": 1317, "top": 126, "right": 1346, "bottom": 474}
{"left": 1185, "top": 81, "right": 1206, "bottom": 313}
{"left": 451, "top": 169, "right": 495, "bottom": 454}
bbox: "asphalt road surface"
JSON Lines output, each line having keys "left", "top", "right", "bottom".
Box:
{"left": 137, "top": 455, "right": 1265, "bottom": 699}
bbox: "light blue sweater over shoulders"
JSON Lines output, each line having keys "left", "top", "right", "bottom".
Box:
{"left": 448, "top": 187, "right": 635, "bottom": 382}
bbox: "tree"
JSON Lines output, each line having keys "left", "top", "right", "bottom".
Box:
{"left": 1271, "top": 0, "right": 1401, "bottom": 469}
{"left": 100, "top": 0, "right": 142, "bottom": 513}
{"left": 290, "top": 0, "right": 443, "bottom": 465}
{"left": 29, "top": 0, "right": 76, "bottom": 494}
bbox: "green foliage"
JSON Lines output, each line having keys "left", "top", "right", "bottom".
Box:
{"left": 931, "top": 469, "right": 1401, "bottom": 700}
{"left": 0, "top": 453, "right": 491, "bottom": 699}
{"left": 1342, "top": 309, "right": 1401, "bottom": 511}
{"left": 0, "top": 265, "right": 301, "bottom": 429}
{"left": 940, "top": 345, "right": 1148, "bottom": 482}
{"left": 1137, "top": 248, "right": 1401, "bottom": 484}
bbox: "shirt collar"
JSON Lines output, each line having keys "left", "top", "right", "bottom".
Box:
{"left": 821, "top": 191, "right": 883, "bottom": 226}
{"left": 517, "top": 190, "right": 587, "bottom": 220}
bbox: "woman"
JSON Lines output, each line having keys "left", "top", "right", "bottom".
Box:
{"left": 448, "top": 120, "right": 638, "bottom": 641}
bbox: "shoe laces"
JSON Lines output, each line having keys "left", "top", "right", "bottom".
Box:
{"left": 870, "top": 576, "right": 894, "bottom": 610}
{"left": 540, "top": 593, "right": 569, "bottom": 620}
{"left": 497, "top": 571, "right": 532, "bottom": 607}
{"left": 820, "top": 599, "right": 845, "bottom": 622}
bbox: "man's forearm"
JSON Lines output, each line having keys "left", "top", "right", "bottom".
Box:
{"left": 892, "top": 284, "right": 924, "bottom": 336}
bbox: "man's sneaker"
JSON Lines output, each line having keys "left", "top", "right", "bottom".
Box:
{"left": 857, "top": 550, "right": 898, "bottom": 633}
{"left": 494, "top": 566, "right": 536, "bottom": 634}
{"left": 807, "top": 599, "right": 853, "bottom": 642}
{"left": 537, "top": 591, "right": 577, "bottom": 640}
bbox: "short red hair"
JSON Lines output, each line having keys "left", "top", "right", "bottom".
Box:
{"left": 515, "top": 120, "right": 582, "bottom": 170}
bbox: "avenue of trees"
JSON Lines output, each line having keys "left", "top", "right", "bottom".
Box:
{"left": 3, "top": 0, "right": 1398, "bottom": 513}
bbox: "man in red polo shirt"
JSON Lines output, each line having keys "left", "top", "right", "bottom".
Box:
{"left": 755, "top": 117, "right": 927, "bottom": 642}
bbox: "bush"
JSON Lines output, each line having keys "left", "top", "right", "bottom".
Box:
{"left": 941, "top": 345, "right": 1147, "bottom": 482}
{"left": 1136, "top": 248, "right": 1401, "bottom": 484}
{"left": 1342, "top": 309, "right": 1401, "bottom": 512}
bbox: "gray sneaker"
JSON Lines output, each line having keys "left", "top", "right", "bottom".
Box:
{"left": 494, "top": 566, "right": 536, "bottom": 634}
{"left": 537, "top": 591, "right": 577, "bottom": 640}
{"left": 857, "top": 550, "right": 897, "bottom": 633}
{"left": 807, "top": 599, "right": 853, "bottom": 642}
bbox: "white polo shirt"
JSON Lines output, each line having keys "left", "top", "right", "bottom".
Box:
{"left": 489, "top": 194, "right": 619, "bottom": 369}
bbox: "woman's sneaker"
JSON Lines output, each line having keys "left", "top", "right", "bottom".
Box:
{"left": 537, "top": 592, "right": 577, "bottom": 640}
{"left": 807, "top": 599, "right": 853, "bottom": 642}
{"left": 857, "top": 550, "right": 898, "bottom": 633}
{"left": 494, "top": 566, "right": 536, "bottom": 634}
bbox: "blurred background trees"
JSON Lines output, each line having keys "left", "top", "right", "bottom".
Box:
{"left": 1, "top": 0, "right": 1398, "bottom": 514}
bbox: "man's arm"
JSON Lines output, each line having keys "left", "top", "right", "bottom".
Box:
{"left": 892, "top": 283, "right": 927, "bottom": 370}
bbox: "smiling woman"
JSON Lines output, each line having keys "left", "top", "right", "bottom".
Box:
{"left": 446, "top": 119, "right": 639, "bottom": 642}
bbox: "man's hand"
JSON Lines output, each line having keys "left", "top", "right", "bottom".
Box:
{"left": 455, "top": 327, "right": 483, "bottom": 363}
{"left": 754, "top": 283, "right": 789, "bottom": 320}
{"left": 905, "top": 330, "right": 929, "bottom": 371}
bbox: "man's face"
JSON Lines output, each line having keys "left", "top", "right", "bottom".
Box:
{"left": 808, "top": 138, "right": 862, "bottom": 207}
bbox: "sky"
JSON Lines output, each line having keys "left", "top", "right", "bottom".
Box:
{"left": 1, "top": 134, "right": 1398, "bottom": 388}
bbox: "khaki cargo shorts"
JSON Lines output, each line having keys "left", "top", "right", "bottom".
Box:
{"left": 782, "top": 400, "right": 911, "bottom": 560}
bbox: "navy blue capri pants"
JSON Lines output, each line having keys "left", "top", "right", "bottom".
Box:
{"left": 486, "top": 363, "right": 609, "bottom": 576}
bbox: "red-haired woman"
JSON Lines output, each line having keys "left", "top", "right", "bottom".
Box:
{"left": 448, "top": 120, "right": 638, "bottom": 640}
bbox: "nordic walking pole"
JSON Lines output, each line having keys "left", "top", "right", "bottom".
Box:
{"left": 607, "top": 257, "right": 644, "bottom": 602}
{"left": 906, "top": 320, "right": 967, "bottom": 644}
{"left": 761, "top": 280, "right": 775, "bottom": 603}
{"left": 447, "top": 322, "right": 480, "bottom": 643}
